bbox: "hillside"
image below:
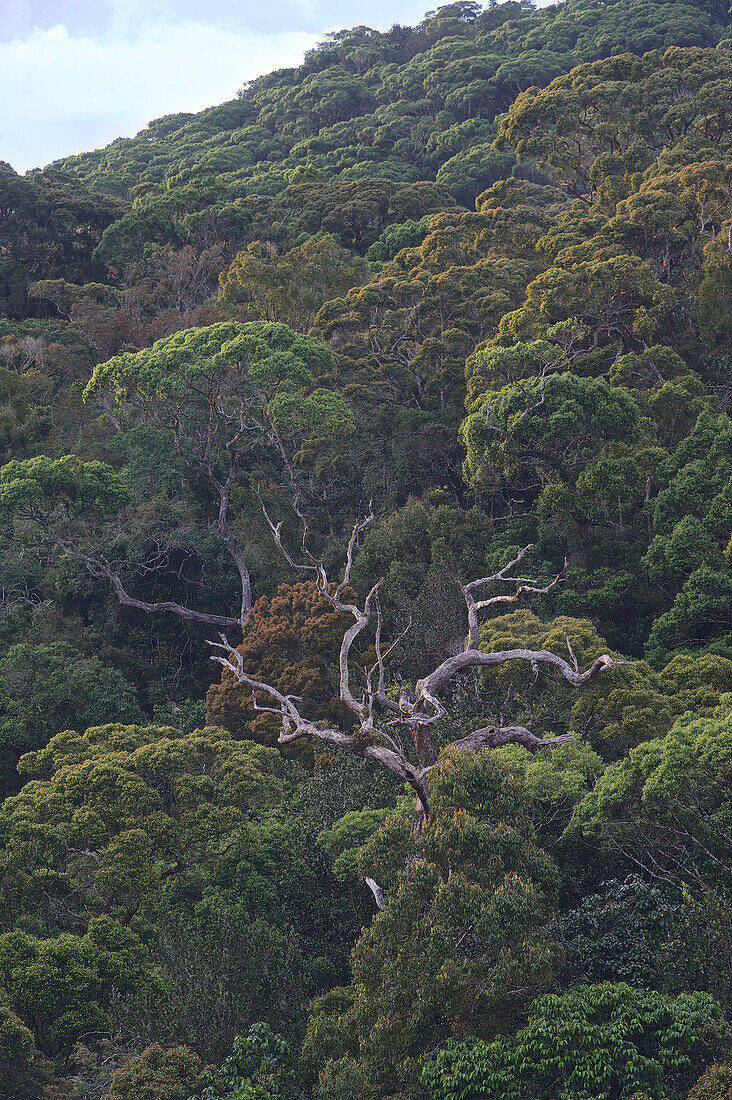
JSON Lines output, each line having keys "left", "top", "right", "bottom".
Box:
{"left": 0, "top": 1, "right": 731, "bottom": 1097}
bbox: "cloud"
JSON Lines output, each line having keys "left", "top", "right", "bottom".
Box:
{"left": 0, "top": 1, "right": 431, "bottom": 41}
{"left": 0, "top": 0, "right": 565, "bottom": 172}
{"left": 0, "top": 21, "right": 318, "bottom": 172}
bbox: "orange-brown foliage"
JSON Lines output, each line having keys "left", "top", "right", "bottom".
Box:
{"left": 206, "top": 581, "right": 355, "bottom": 754}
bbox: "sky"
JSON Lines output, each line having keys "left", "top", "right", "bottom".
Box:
{"left": 1, "top": 1, "right": 557, "bottom": 174}
{"left": 0, "top": 0, "right": 436, "bottom": 173}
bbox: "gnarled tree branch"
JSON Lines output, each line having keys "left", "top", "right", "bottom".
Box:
{"left": 209, "top": 514, "right": 628, "bottom": 828}
{"left": 45, "top": 528, "right": 244, "bottom": 629}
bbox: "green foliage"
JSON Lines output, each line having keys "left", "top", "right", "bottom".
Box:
{"left": 109, "top": 904, "right": 305, "bottom": 1062}
{"left": 435, "top": 142, "right": 516, "bottom": 206}
{"left": 422, "top": 983, "right": 729, "bottom": 1100}
{"left": 304, "top": 748, "right": 559, "bottom": 1097}
{"left": 218, "top": 236, "right": 370, "bottom": 331}
{"left": 293, "top": 748, "right": 400, "bottom": 832}
{"left": 0, "top": 641, "right": 143, "bottom": 796}
{"left": 496, "top": 48, "right": 732, "bottom": 201}
{"left": 106, "top": 1044, "right": 203, "bottom": 1100}
{"left": 2, "top": 4, "right": 732, "bottom": 1095}
{"left": 495, "top": 738, "right": 605, "bottom": 842}
{"left": 0, "top": 163, "right": 124, "bottom": 318}
{"left": 463, "top": 371, "right": 639, "bottom": 493}
{"left": 665, "top": 891, "right": 732, "bottom": 1016}
{"left": 571, "top": 696, "right": 732, "bottom": 896}
{"left": 5, "top": 26, "right": 729, "bottom": 677}
{"left": 474, "top": 609, "right": 617, "bottom": 755}
{"left": 365, "top": 217, "right": 432, "bottom": 262}
{"left": 550, "top": 875, "right": 680, "bottom": 987}
{"left": 316, "top": 808, "right": 391, "bottom": 880}
{"left": 191, "top": 1023, "right": 300, "bottom": 1100}
{"left": 0, "top": 453, "right": 129, "bottom": 519}
{"left": 0, "top": 1002, "right": 47, "bottom": 1099}
{"left": 0, "top": 917, "right": 153, "bottom": 1056}
{"left": 0, "top": 723, "right": 286, "bottom": 930}
{"left": 84, "top": 320, "right": 354, "bottom": 496}
{"left": 86, "top": 320, "right": 337, "bottom": 417}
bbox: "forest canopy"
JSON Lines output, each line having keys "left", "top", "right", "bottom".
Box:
{"left": 1, "top": 0, "right": 732, "bottom": 1097}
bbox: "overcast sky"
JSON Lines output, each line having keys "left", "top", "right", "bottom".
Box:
{"left": 0, "top": 1, "right": 553, "bottom": 174}
{"left": 0, "top": 0, "right": 423, "bottom": 173}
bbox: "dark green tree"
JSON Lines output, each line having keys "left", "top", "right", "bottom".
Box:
{"left": 422, "top": 983, "right": 729, "bottom": 1100}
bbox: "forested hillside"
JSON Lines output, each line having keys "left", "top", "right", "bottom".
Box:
{"left": 1, "top": 0, "right": 731, "bottom": 1096}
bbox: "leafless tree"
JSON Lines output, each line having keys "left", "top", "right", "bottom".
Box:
{"left": 209, "top": 506, "right": 624, "bottom": 828}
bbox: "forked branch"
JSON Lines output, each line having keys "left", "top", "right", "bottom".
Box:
{"left": 44, "top": 527, "right": 244, "bottom": 630}
{"left": 259, "top": 500, "right": 399, "bottom": 721}
{"left": 209, "top": 512, "right": 627, "bottom": 827}
{"left": 461, "top": 544, "right": 566, "bottom": 649}
{"left": 208, "top": 632, "right": 432, "bottom": 813}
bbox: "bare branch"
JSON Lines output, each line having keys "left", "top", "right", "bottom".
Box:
{"left": 229, "top": 505, "right": 631, "bottom": 827}
{"left": 337, "top": 581, "right": 381, "bottom": 719}
{"left": 259, "top": 494, "right": 375, "bottom": 615}
{"left": 367, "top": 600, "right": 411, "bottom": 705}
{"left": 462, "top": 546, "right": 567, "bottom": 648}
{"left": 450, "top": 724, "right": 574, "bottom": 754}
{"left": 207, "top": 461, "right": 252, "bottom": 624}
{"left": 417, "top": 648, "right": 621, "bottom": 701}
{"left": 259, "top": 498, "right": 317, "bottom": 577}
{"left": 259, "top": 502, "right": 399, "bottom": 721}
{"left": 334, "top": 506, "right": 374, "bottom": 606}
{"left": 463, "top": 544, "right": 533, "bottom": 592}
{"left": 365, "top": 877, "right": 385, "bottom": 910}
{"left": 51, "top": 532, "right": 243, "bottom": 629}
{"left": 566, "top": 634, "right": 579, "bottom": 673}
{"left": 207, "top": 635, "right": 432, "bottom": 814}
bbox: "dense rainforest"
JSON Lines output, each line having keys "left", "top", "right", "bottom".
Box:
{"left": 1, "top": 0, "right": 732, "bottom": 1096}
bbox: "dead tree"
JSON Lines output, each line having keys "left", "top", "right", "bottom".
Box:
{"left": 209, "top": 508, "right": 624, "bottom": 824}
